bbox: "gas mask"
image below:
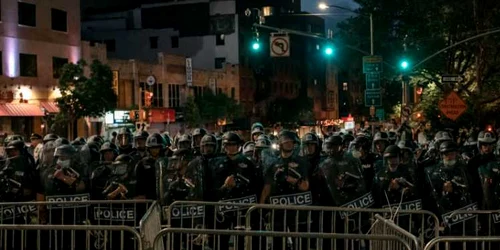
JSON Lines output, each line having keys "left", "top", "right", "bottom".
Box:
{"left": 57, "top": 159, "right": 71, "bottom": 168}
{"left": 443, "top": 158, "right": 457, "bottom": 168}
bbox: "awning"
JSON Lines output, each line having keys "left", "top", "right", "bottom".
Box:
{"left": 40, "top": 102, "right": 60, "bottom": 113}
{"left": 0, "top": 103, "right": 45, "bottom": 117}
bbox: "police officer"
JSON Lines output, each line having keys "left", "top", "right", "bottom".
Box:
{"left": 37, "top": 144, "right": 89, "bottom": 250}
{"left": 426, "top": 141, "right": 477, "bottom": 236}
{"left": 254, "top": 134, "right": 274, "bottom": 170}
{"left": 251, "top": 126, "right": 265, "bottom": 142}
{"left": 29, "top": 133, "right": 43, "bottom": 161}
{"left": 351, "top": 136, "right": 377, "bottom": 187}
{"left": 117, "top": 128, "right": 136, "bottom": 155}
{"left": 190, "top": 134, "right": 218, "bottom": 202}
{"left": 242, "top": 141, "right": 256, "bottom": 161}
{"left": 206, "top": 132, "right": 262, "bottom": 250}
{"left": 260, "top": 130, "right": 310, "bottom": 250}
{"left": 176, "top": 134, "right": 192, "bottom": 151}
{"left": 372, "top": 132, "right": 389, "bottom": 160}
{"left": 136, "top": 133, "right": 167, "bottom": 200}
{"left": 162, "top": 132, "right": 174, "bottom": 157}
{"left": 132, "top": 130, "right": 149, "bottom": 160}
{"left": 472, "top": 130, "right": 497, "bottom": 209}
{"left": 192, "top": 128, "right": 207, "bottom": 156}
{"left": 2, "top": 140, "right": 37, "bottom": 250}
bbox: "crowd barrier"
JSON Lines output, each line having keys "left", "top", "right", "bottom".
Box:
{"left": 153, "top": 227, "right": 415, "bottom": 250}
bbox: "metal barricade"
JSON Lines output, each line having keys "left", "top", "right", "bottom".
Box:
{"left": 0, "top": 200, "right": 153, "bottom": 250}
{"left": 244, "top": 204, "right": 440, "bottom": 248}
{"left": 371, "top": 214, "right": 420, "bottom": 250}
{"left": 0, "top": 224, "right": 142, "bottom": 250}
{"left": 424, "top": 237, "right": 500, "bottom": 250}
{"left": 139, "top": 201, "right": 164, "bottom": 250}
{"left": 164, "top": 200, "right": 257, "bottom": 230}
{"left": 153, "top": 227, "right": 414, "bottom": 250}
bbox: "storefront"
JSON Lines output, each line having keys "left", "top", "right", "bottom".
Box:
{"left": 103, "top": 110, "right": 135, "bottom": 140}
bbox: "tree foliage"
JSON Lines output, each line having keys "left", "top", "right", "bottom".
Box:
{"left": 337, "top": 0, "right": 500, "bottom": 126}
{"left": 56, "top": 60, "right": 118, "bottom": 123}
{"left": 183, "top": 89, "right": 243, "bottom": 127}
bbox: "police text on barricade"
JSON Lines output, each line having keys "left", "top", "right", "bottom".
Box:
{"left": 442, "top": 203, "right": 478, "bottom": 226}
{"left": 46, "top": 194, "right": 91, "bottom": 209}
{"left": 382, "top": 199, "right": 422, "bottom": 217}
{"left": 170, "top": 205, "right": 205, "bottom": 219}
{"left": 492, "top": 212, "right": 500, "bottom": 224}
{"left": 269, "top": 192, "right": 313, "bottom": 206}
{"left": 0, "top": 204, "right": 37, "bottom": 220}
{"left": 218, "top": 195, "right": 257, "bottom": 213}
{"left": 339, "top": 192, "right": 375, "bottom": 219}
{"left": 93, "top": 207, "right": 135, "bottom": 222}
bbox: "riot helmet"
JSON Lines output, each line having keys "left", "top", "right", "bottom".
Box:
{"left": 242, "top": 141, "right": 256, "bottom": 159}
{"left": 100, "top": 142, "right": 118, "bottom": 162}
{"left": 352, "top": 136, "right": 370, "bottom": 159}
{"left": 397, "top": 140, "right": 415, "bottom": 166}
{"left": 117, "top": 128, "right": 132, "bottom": 148}
{"left": 43, "top": 133, "right": 59, "bottom": 144}
{"left": 278, "top": 130, "right": 298, "bottom": 154}
{"left": 222, "top": 132, "right": 242, "bottom": 157}
{"left": 323, "top": 135, "right": 343, "bottom": 157}
{"left": 383, "top": 145, "right": 401, "bottom": 172}
{"left": 54, "top": 137, "right": 70, "bottom": 148}
{"left": 192, "top": 128, "right": 207, "bottom": 149}
{"left": 477, "top": 130, "right": 497, "bottom": 155}
{"left": 439, "top": 141, "right": 459, "bottom": 168}
{"left": 251, "top": 122, "right": 264, "bottom": 132}
{"left": 255, "top": 134, "right": 271, "bottom": 149}
{"left": 433, "top": 131, "right": 453, "bottom": 149}
{"left": 54, "top": 144, "right": 76, "bottom": 169}
{"left": 177, "top": 134, "right": 192, "bottom": 150}
{"left": 146, "top": 133, "right": 165, "bottom": 158}
{"left": 373, "top": 132, "right": 389, "bottom": 154}
{"left": 342, "top": 134, "right": 355, "bottom": 150}
{"left": 388, "top": 131, "right": 397, "bottom": 145}
{"left": 5, "top": 140, "right": 24, "bottom": 158}
{"left": 87, "top": 135, "right": 104, "bottom": 148}
{"left": 302, "top": 132, "right": 319, "bottom": 156}
{"left": 251, "top": 126, "right": 265, "bottom": 142}
{"left": 112, "top": 154, "right": 133, "bottom": 179}
{"left": 134, "top": 130, "right": 149, "bottom": 152}
{"left": 200, "top": 134, "right": 217, "bottom": 156}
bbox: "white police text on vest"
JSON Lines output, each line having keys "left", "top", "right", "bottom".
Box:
{"left": 93, "top": 207, "right": 135, "bottom": 221}
{"left": 442, "top": 203, "right": 478, "bottom": 226}
{"left": 170, "top": 205, "right": 205, "bottom": 219}
{"left": 218, "top": 195, "right": 257, "bottom": 213}
{"left": 339, "top": 192, "right": 375, "bottom": 219}
{"left": 0, "top": 205, "right": 37, "bottom": 220}
{"left": 269, "top": 192, "right": 313, "bottom": 206}
{"left": 46, "top": 194, "right": 90, "bottom": 209}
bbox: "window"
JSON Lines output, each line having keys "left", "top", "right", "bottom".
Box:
{"left": 52, "top": 57, "right": 68, "bottom": 78}
{"left": 342, "top": 82, "right": 348, "bottom": 91}
{"left": 327, "top": 91, "right": 335, "bottom": 106}
{"left": 231, "top": 87, "right": 235, "bottom": 99}
{"left": 104, "top": 40, "right": 116, "bottom": 52}
{"left": 193, "top": 86, "right": 203, "bottom": 99}
{"left": 51, "top": 9, "right": 67, "bottom": 32}
{"left": 149, "top": 36, "right": 158, "bottom": 49}
{"left": 18, "top": 2, "right": 36, "bottom": 27}
{"left": 171, "top": 36, "right": 179, "bottom": 48}
{"left": 215, "top": 57, "right": 226, "bottom": 69}
{"left": 169, "top": 84, "right": 181, "bottom": 108}
{"left": 216, "top": 34, "right": 225, "bottom": 46}
{"left": 20, "top": 54, "right": 37, "bottom": 77}
{"left": 0, "top": 52, "right": 3, "bottom": 75}
{"left": 140, "top": 82, "right": 164, "bottom": 107}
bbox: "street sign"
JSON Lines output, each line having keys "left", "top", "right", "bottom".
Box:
{"left": 365, "top": 73, "right": 381, "bottom": 89}
{"left": 270, "top": 33, "right": 290, "bottom": 57}
{"left": 186, "top": 58, "right": 193, "bottom": 87}
{"left": 362, "top": 56, "right": 383, "bottom": 73}
{"left": 441, "top": 74, "right": 464, "bottom": 83}
{"left": 364, "top": 89, "right": 382, "bottom": 107}
{"left": 439, "top": 92, "right": 467, "bottom": 121}
{"left": 146, "top": 75, "right": 156, "bottom": 86}
{"left": 376, "top": 109, "right": 385, "bottom": 121}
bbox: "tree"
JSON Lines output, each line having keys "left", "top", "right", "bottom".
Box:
{"left": 336, "top": 0, "right": 500, "bottom": 126}
{"left": 56, "top": 60, "right": 118, "bottom": 138}
{"left": 183, "top": 89, "right": 243, "bottom": 127}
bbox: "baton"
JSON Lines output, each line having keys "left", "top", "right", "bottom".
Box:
{"left": 8, "top": 178, "right": 21, "bottom": 187}
{"left": 344, "top": 172, "right": 361, "bottom": 179}
{"left": 236, "top": 173, "right": 250, "bottom": 183}
{"left": 288, "top": 168, "right": 302, "bottom": 179}
{"left": 451, "top": 179, "right": 467, "bottom": 188}
{"left": 398, "top": 177, "right": 414, "bottom": 187}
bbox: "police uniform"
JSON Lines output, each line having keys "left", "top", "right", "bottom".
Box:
{"left": 136, "top": 133, "right": 167, "bottom": 200}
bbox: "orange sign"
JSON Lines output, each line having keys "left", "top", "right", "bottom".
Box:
{"left": 439, "top": 92, "right": 467, "bottom": 121}
{"left": 148, "top": 108, "right": 175, "bottom": 123}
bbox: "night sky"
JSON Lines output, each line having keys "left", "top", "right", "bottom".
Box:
{"left": 301, "top": 0, "right": 359, "bottom": 28}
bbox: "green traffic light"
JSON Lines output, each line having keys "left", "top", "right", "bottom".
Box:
{"left": 252, "top": 42, "right": 260, "bottom": 50}
{"left": 400, "top": 60, "right": 409, "bottom": 69}
{"left": 325, "top": 47, "right": 333, "bottom": 55}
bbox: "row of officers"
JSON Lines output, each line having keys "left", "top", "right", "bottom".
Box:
{"left": 0, "top": 124, "right": 499, "bottom": 247}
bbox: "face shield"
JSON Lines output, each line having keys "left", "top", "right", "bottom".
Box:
{"left": 193, "top": 135, "right": 202, "bottom": 149}
{"left": 442, "top": 151, "right": 458, "bottom": 168}
{"left": 223, "top": 142, "right": 239, "bottom": 156}
{"left": 303, "top": 143, "right": 317, "bottom": 156}
{"left": 118, "top": 134, "right": 130, "bottom": 147}
{"left": 325, "top": 142, "right": 343, "bottom": 157}
{"left": 148, "top": 147, "right": 161, "bottom": 158}
{"left": 5, "top": 148, "right": 20, "bottom": 159}
{"left": 386, "top": 156, "right": 400, "bottom": 172}
{"left": 279, "top": 138, "right": 295, "bottom": 153}
{"left": 135, "top": 138, "right": 146, "bottom": 151}
{"left": 178, "top": 141, "right": 190, "bottom": 150}
{"left": 201, "top": 144, "right": 215, "bottom": 156}
{"left": 113, "top": 163, "right": 129, "bottom": 177}
{"left": 102, "top": 150, "right": 115, "bottom": 162}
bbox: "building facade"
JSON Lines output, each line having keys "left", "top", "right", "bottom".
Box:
{"left": 0, "top": 0, "right": 82, "bottom": 139}
{"left": 105, "top": 53, "right": 240, "bottom": 136}
{"left": 82, "top": 0, "right": 239, "bottom": 70}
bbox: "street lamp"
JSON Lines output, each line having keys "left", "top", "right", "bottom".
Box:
{"left": 318, "top": 3, "right": 374, "bottom": 55}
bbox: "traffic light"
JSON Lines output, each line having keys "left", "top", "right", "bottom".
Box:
{"left": 323, "top": 44, "right": 334, "bottom": 56}
{"left": 144, "top": 91, "right": 153, "bottom": 107}
{"left": 251, "top": 39, "right": 261, "bottom": 51}
{"left": 400, "top": 59, "right": 410, "bottom": 70}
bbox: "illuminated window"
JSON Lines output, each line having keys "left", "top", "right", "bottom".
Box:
{"left": 168, "top": 84, "right": 180, "bottom": 108}
{"left": 342, "top": 82, "right": 348, "bottom": 91}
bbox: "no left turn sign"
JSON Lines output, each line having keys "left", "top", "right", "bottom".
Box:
{"left": 270, "top": 35, "right": 290, "bottom": 57}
